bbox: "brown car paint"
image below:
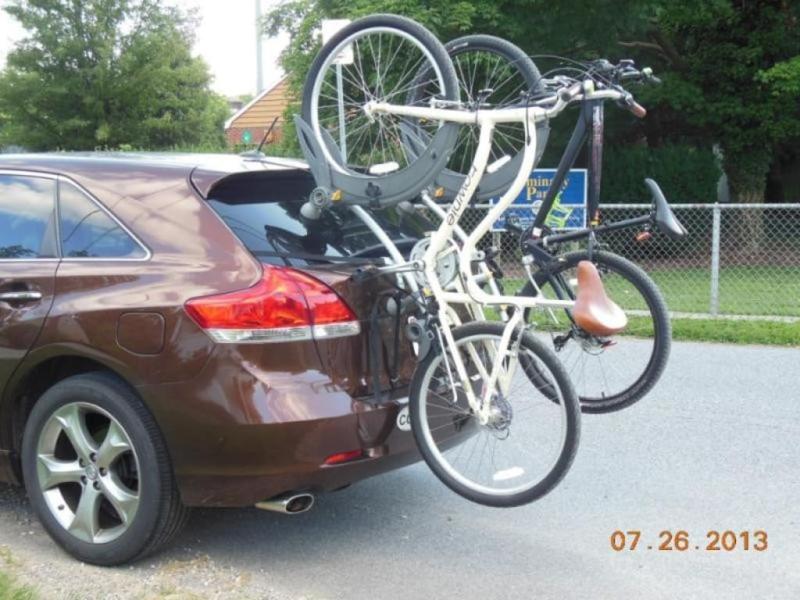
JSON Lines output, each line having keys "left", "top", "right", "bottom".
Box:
{"left": 0, "top": 260, "right": 58, "bottom": 480}
{"left": 0, "top": 154, "right": 420, "bottom": 506}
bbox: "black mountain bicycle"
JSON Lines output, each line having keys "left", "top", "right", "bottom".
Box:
{"left": 515, "top": 59, "right": 685, "bottom": 414}
{"left": 422, "top": 39, "right": 687, "bottom": 413}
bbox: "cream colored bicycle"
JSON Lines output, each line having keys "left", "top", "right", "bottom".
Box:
{"left": 298, "top": 14, "right": 631, "bottom": 506}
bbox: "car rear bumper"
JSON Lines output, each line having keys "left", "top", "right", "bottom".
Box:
{"left": 138, "top": 371, "right": 419, "bottom": 507}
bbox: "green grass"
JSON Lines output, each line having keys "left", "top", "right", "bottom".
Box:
{"left": 0, "top": 571, "right": 34, "bottom": 600}
{"left": 495, "top": 269, "right": 800, "bottom": 346}
{"left": 645, "top": 265, "right": 800, "bottom": 317}
{"left": 669, "top": 317, "right": 800, "bottom": 346}
{"left": 610, "top": 314, "right": 799, "bottom": 346}
{"left": 504, "top": 265, "right": 800, "bottom": 318}
{"left": 499, "top": 309, "right": 799, "bottom": 346}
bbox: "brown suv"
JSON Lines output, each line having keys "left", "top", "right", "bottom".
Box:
{"left": 0, "top": 153, "right": 424, "bottom": 565}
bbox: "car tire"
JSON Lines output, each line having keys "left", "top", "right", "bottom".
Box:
{"left": 21, "top": 371, "right": 189, "bottom": 565}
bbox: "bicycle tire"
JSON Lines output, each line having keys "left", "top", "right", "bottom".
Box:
{"left": 301, "top": 14, "right": 459, "bottom": 185}
{"left": 405, "top": 34, "right": 549, "bottom": 201}
{"left": 409, "top": 321, "right": 580, "bottom": 507}
{"left": 520, "top": 250, "right": 671, "bottom": 414}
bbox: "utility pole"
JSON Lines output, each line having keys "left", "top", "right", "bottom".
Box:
{"left": 255, "top": 0, "right": 264, "bottom": 93}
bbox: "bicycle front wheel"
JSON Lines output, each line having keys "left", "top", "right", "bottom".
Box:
{"left": 520, "top": 250, "right": 671, "bottom": 413}
{"left": 301, "top": 14, "right": 459, "bottom": 178}
{"left": 409, "top": 321, "right": 580, "bottom": 507}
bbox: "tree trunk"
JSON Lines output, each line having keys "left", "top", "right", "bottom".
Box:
{"left": 723, "top": 149, "right": 771, "bottom": 260}
{"left": 731, "top": 187, "right": 765, "bottom": 259}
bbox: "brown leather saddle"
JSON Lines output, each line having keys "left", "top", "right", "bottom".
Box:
{"left": 573, "top": 261, "right": 628, "bottom": 336}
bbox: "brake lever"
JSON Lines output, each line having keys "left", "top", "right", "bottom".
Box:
{"left": 641, "top": 67, "right": 662, "bottom": 85}
{"left": 590, "top": 58, "right": 615, "bottom": 74}
{"left": 505, "top": 215, "right": 525, "bottom": 235}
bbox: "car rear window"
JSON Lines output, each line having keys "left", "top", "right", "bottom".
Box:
{"left": 207, "top": 171, "right": 431, "bottom": 266}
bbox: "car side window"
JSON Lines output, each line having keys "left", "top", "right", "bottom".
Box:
{"left": 58, "top": 182, "right": 147, "bottom": 259}
{"left": 0, "top": 174, "right": 58, "bottom": 259}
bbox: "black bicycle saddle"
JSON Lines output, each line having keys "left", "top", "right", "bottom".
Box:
{"left": 645, "top": 178, "right": 687, "bottom": 240}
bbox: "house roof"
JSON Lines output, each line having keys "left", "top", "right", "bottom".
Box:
{"left": 224, "top": 76, "right": 289, "bottom": 130}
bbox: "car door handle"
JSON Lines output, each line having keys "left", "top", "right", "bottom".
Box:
{"left": 0, "top": 291, "right": 43, "bottom": 302}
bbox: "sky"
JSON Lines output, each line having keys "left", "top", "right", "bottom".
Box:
{"left": 0, "top": 0, "right": 289, "bottom": 98}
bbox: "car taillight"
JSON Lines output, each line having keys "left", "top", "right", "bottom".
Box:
{"left": 184, "top": 265, "right": 360, "bottom": 343}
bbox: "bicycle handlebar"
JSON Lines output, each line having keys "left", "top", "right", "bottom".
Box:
{"left": 536, "top": 58, "right": 657, "bottom": 119}
{"left": 369, "top": 67, "right": 648, "bottom": 127}
{"left": 589, "top": 59, "right": 659, "bottom": 85}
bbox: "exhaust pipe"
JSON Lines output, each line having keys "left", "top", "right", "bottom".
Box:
{"left": 255, "top": 492, "right": 315, "bottom": 515}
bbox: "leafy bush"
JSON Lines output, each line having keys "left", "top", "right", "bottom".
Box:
{"left": 0, "top": 0, "right": 229, "bottom": 151}
{"left": 600, "top": 144, "right": 721, "bottom": 204}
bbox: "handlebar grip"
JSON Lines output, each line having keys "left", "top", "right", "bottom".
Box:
{"left": 629, "top": 101, "right": 647, "bottom": 119}
{"left": 558, "top": 81, "right": 584, "bottom": 103}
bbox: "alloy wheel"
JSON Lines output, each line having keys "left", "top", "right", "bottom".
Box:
{"left": 35, "top": 402, "right": 140, "bottom": 544}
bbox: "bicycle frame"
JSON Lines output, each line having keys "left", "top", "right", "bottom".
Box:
{"left": 528, "top": 92, "right": 668, "bottom": 249}
{"left": 365, "top": 86, "right": 619, "bottom": 422}
{"left": 349, "top": 193, "right": 498, "bottom": 324}
{"left": 530, "top": 97, "right": 603, "bottom": 234}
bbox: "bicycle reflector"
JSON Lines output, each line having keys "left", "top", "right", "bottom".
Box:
{"left": 323, "top": 449, "right": 365, "bottom": 466}
{"left": 185, "top": 265, "right": 360, "bottom": 343}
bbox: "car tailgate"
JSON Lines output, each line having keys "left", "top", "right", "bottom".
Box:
{"left": 307, "top": 267, "right": 415, "bottom": 399}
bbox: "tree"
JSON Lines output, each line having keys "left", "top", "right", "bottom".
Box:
{"left": 619, "top": 0, "right": 800, "bottom": 250}
{"left": 264, "top": 0, "right": 497, "bottom": 92}
{"left": 0, "top": 0, "right": 229, "bottom": 150}
{"left": 633, "top": 1, "right": 800, "bottom": 205}
{"left": 504, "top": 1, "right": 800, "bottom": 211}
{"left": 262, "top": 0, "right": 500, "bottom": 152}
{"left": 265, "top": 0, "right": 799, "bottom": 215}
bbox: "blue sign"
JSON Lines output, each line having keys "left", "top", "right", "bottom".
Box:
{"left": 490, "top": 168, "right": 587, "bottom": 232}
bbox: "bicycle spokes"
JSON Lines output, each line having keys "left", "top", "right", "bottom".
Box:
{"left": 414, "top": 325, "right": 578, "bottom": 505}
{"left": 309, "top": 28, "right": 448, "bottom": 173}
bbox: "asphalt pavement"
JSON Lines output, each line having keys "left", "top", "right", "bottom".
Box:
{"left": 0, "top": 339, "right": 798, "bottom": 599}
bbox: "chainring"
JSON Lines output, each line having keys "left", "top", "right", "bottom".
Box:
{"left": 409, "top": 236, "right": 459, "bottom": 288}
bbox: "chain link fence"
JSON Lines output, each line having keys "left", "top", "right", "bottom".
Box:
{"left": 419, "top": 203, "right": 800, "bottom": 320}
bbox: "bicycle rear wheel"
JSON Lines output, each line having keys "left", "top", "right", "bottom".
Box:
{"left": 520, "top": 250, "right": 671, "bottom": 413}
{"left": 405, "top": 35, "right": 548, "bottom": 200}
{"left": 409, "top": 321, "right": 580, "bottom": 507}
{"left": 301, "top": 14, "right": 459, "bottom": 179}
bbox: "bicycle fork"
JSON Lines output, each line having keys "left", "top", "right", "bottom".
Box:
{"left": 436, "top": 308, "right": 526, "bottom": 425}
